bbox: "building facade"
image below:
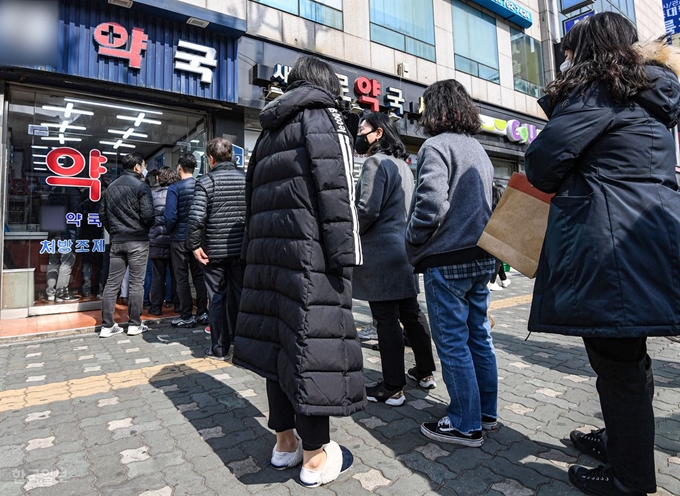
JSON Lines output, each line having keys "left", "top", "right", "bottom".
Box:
{"left": 0, "top": 0, "right": 667, "bottom": 319}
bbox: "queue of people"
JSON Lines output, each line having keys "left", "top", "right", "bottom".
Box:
{"left": 94, "top": 12, "right": 680, "bottom": 494}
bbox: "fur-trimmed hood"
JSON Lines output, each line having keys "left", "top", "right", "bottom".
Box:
{"left": 634, "top": 40, "right": 680, "bottom": 128}
{"left": 635, "top": 40, "right": 680, "bottom": 78}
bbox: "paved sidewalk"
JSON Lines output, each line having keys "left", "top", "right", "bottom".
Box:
{"left": 0, "top": 273, "right": 678, "bottom": 495}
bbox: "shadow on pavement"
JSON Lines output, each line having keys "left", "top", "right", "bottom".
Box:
{"left": 147, "top": 364, "right": 308, "bottom": 487}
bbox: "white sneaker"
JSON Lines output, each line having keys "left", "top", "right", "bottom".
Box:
{"left": 271, "top": 435, "right": 303, "bottom": 470}
{"left": 127, "top": 324, "right": 148, "bottom": 336}
{"left": 100, "top": 324, "right": 124, "bottom": 338}
{"left": 488, "top": 282, "right": 503, "bottom": 291}
{"left": 499, "top": 279, "right": 512, "bottom": 288}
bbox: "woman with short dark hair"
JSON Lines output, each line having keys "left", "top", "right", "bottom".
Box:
{"left": 406, "top": 79, "right": 497, "bottom": 448}
{"left": 352, "top": 111, "right": 437, "bottom": 406}
{"left": 525, "top": 12, "right": 680, "bottom": 495}
{"left": 234, "top": 55, "right": 361, "bottom": 487}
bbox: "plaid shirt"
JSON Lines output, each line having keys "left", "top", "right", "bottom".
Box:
{"left": 438, "top": 258, "right": 497, "bottom": 280}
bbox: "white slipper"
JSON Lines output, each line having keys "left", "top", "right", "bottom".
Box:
{"left": 299, "top": 441, "right": 354, "bottom": 487}
{"left": 271, "top": 436, "right": 303, "bottom": 470}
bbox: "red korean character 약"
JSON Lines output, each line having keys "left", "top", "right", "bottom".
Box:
{"left": 354, "top": 76, "right": 382, "bottom": 112}
{"left": 94, "top": 22, "right": 148, "bottom": 69}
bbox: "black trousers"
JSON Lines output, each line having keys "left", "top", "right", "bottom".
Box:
{"left": 170, "top": 242, "right": 208, "bottom": 320}
{"left": 583, "top": 337, "right": 656, "bottom": 493}
{"left": 490, "top": 259, "right": 507, "bottom": 284}
{"left": 369, "top": 297, "right": 436, "bottom": 390}
{"left": 204, "top": 257, "right": 243, "bottom": 357}
{"left": 266, "top": 379, "right": 329, "bottom": 451}
{"left": 150, "top": 257, "right": 176, "bottom": 310}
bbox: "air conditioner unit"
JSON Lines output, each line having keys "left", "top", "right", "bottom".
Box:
{"left": 397, "top": 63, "right": 409, "bottom": 78}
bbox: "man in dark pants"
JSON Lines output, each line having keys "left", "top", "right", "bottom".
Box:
{"left": 187, "top": 139, "right": 246, "bottom": 359}
{"left": 99, "top": 153, "right": 154, "bottom": 338}
{"left": 165, "top": 154, "right": 208, "bottom": 328}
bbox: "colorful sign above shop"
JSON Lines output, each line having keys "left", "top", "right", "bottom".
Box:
{"left": 45, "top": 147, "right": 108, "bottom": 202}
{"left": 263, "top": 63, "right": 541, "bottom": 145}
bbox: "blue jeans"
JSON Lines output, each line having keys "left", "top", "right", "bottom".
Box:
{"left": 424, "top": 267, "right": 498, "bottom": 434}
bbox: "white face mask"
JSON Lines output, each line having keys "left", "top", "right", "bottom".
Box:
{"left": 560, "top": 59, "right": 572, "bottom": 73}
{"left": 141, "top": 168, "right": 148, "bottom": 178}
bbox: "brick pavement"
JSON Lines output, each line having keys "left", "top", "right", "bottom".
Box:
{"left": 0, "top": 272, "right": 678, "bottom": 495}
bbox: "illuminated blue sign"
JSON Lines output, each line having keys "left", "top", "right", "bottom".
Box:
{"left": 471, "top": 0, "right": 533, "bottom": 28}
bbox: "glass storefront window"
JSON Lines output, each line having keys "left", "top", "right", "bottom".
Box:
{"left": 253, "top": 0, "right": 343, "bottom": 30}
{"left": 3, "top": 85, "right": 206, "bottom": 311}
{"left": 369, "top": 0, "right": 436, "bottom": 61}
{"left": 511, "top": 28, "right": 545, "bottom": 98}
{"left": 452, "top": 0, "right": 500, "bottom": 84}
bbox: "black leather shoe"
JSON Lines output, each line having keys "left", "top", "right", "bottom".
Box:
{"left": 568, "top": 465, "right": 645, "bottom": 496}
{"left": 570, "top": 428, "right": 608, "bottom": 463}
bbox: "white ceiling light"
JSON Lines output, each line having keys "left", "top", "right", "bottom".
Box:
{"left": 117, "top": 113, "right": 162, "bottom": 126}
{"left": 31, "top": 145, "right": 49, "bottom": 149}
{"left": 33, "top": 161, "right": 47, "bottom": 165}
{"left": 108, "top": 128, "right": 149, "bottom": 139}
{"left": 41, "top": 134, "right": 82, "bottom": 144}
{"left": 32, "top": 154, "right": 48, "bottom": 158}
{"left": 41, "top": 121, "right": 86, "bottom": 133}
{"left": 190, "top": 139, "right": 200, "bottom": 143}
{"left": 34, "top": 168, "right": 48, "bottom": 171}
{"left": 42, "top": 103, "right": 93, "bottom": 117}
{"left": 100, "top": 140, "right": 136, "bottom": 149}
{"left": 65, "top": 98, "right": 162, "bottom": 115}
{"left": 102, "top": 152, "right": 119, "bottom": 156}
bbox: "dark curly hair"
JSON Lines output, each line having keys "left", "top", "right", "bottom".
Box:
{"left": 418, "top": 79, "right": 481, "bottom": 137}
{"left": 360, "top": 112, "right": 410, "bottom": 160}
{"left": 545, "top": 12, "right": 652, "bottom": 104}
{"left": 158, "top": 166, "right": 180, "bottom": 187}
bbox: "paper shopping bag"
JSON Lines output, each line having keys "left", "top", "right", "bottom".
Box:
{"left": 477, "top": 173, "right": 553, "bottom": 278}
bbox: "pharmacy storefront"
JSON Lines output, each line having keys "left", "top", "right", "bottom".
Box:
{"left": 0, "top": 0, "right": 245, "bottom": 319}
{"left": 237, "top": 37, "right": 545, "bottom": 180}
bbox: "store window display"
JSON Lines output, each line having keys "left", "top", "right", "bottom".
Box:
{"left": 2, "top": 86, "right": 207, "bottom": 312}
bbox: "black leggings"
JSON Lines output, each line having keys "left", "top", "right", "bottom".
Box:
{"left": 490, "top": 259, "right": 507, "bottom": 284}
{"left": 266, "top": 379, "right": 330, "bottom": 451}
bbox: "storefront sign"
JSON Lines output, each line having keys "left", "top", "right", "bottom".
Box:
{"left": 665, "top": 0, "right": 680, "bottom": 36}
{"left": 260, "top": 63, "right": 542, "bottom": 144}
{"left": 481, "top": 116, "right": 541, "bottom": 144}
{"left": 564, "top": 10, "right": 594, "bottom": 33}
{"left": 470, "top": 0, "right": 533, "bottom": 28}
{"left": 45, "top": 148, "right": 108, "bottom": 202}
{"left": 29, "top": 0, "right": 240, "bottom": 103}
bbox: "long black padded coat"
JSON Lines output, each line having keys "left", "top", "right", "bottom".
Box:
{"left": 233, "top": 81, "right": 366, "bottom": 417}
{"left": 525, "top": 42, "right": 680, "bottom": 339}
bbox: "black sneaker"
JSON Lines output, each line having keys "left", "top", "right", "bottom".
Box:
{"left": 568, "top": 465, "right": 645, "bottom": 496}
{"left": 56, "top": 291, "right": 79, "bottom": 302}
{"left": 420, "top": 416, "right": 483, "bottom": 447}
{"left": 482, "top": 415, "right": 499, "bottom": 431}
{"left": 147, "top": 307, "right": 163, "bottom": 316}
{"left": 570, "top": 428, "right": 608, "bottom": 464}
{"left": 197, "top": 312, "right": 209, "bottom": 325}
{"left": 406, "top": 367, "right": 436, "bottom": 389}
{"left": 171, "top": 316, "right": 197, "bottom": 328}
{"left": 366, "top": 381, "right": 405, "bottom": 406}
{"left": 205, "top": 348, "right": 229, "bottom": 361}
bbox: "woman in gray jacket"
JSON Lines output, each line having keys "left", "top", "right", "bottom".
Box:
{"left": 353, "top": 112, "right": 436, "bottom": 406}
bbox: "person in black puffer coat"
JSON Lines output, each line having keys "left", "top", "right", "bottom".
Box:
{"left": 525, "top": 13, "right": 680, "bottom": 496}
{"left": 234, "top": 56, "right": 363, "bottom": 488}
{"left": 148, "top": 167, "right": 179, "bottom": 316}
{"left": 187, "top": 138, "right": 246, "bottom": 359}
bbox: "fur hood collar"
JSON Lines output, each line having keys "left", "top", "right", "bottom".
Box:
{"left": 634, "top": 40, "right": 680, "bottom": 78}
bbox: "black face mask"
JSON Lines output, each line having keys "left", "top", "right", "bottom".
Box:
{"left": 354, "top": 131, "right": 374, "bottom": 155}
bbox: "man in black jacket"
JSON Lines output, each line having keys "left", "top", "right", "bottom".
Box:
{"left": 165, "top": 153, "right": 208, "bottom": 328}
{"left": 188, "top": 138, "right": 246, "bottom": 359}
{"left": 99, "top": 153, "right": 154, "bottom": 338}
